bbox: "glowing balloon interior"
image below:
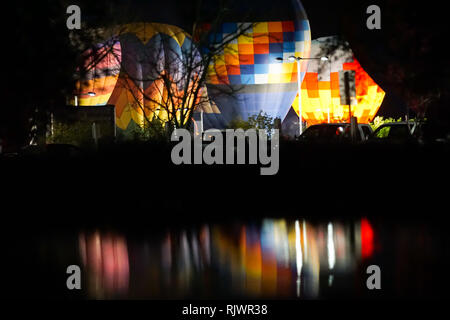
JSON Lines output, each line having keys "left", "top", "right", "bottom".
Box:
{"left": 292, "top": 36, "right": 385, "bottom": 124}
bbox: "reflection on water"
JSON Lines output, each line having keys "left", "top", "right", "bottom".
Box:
{"left": 78, "top": 218, "right": 374, "bottom": 299}
{"left": 78, "top": 232, "right": 129, "bottom": 299}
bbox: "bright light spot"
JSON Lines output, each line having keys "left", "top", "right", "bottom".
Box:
{"left": 295, "top": 220, "right": 303, "bottom": 277}
{"left": 327, "top": 222, "right": 335, "bottom": 270}
{"left": 269, "top": 63, "right": 282, "bottom": 74}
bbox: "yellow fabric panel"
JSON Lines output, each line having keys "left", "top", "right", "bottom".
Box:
{"left": 116, "top": 104, "right": 132, "bottom": 130}
{"left": 79, "top": 94, "right": 110, "bottom": 106}
{"left": 293, "top": 81, "right": 384, "bottom": 124}
{"left": 253, "top": 22, "right": 268, "bottom": 33}
{"left": 237, "top": 33, "right": 253, "bottom": 44}
{"left": 281, "top": 63, "right": 295, "bottom": 74}
{"left": 318, "top": 89, "right": 331, "bottom": 111}
{"left": 268, "top": 73, "right": 282, "bottom": 83}
{"left": 120, "top": 23, "right": 186, "bottom": 47}
{"left": 76, "top": 75, "right": 120, "bottom": 106}
{"left": 130, "top": 104, "right": 145, "bottom": 128}
{"left": 224, "top": 43, "right": 239, "bottom": 55}
{"left": 279, "top": 73, "right": 293, "bottom": 83}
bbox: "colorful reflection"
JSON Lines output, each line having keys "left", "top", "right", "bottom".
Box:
{"left": 79, "top": 231, "right": 129, "bottom": 299}
{"left": 79, "top": 218, "right": 372, "bottom": 299}
{"left": 360, "top": 218, "right": 374, "bottom": 259}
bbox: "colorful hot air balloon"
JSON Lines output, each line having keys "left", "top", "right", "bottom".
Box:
{"left": 291, "top": 36, "right": 385, "bottom": 125}
{"left": 75, "top": 23, "right": 203, "bottom": 135}
{"left": 74, "top": 39, "right": 122, "bottom": 107}
{"left": 200, "top": 0, "right": 311, "bottom": 128}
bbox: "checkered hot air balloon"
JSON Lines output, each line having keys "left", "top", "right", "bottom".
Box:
{"left": 199, "top": 0, "right": 312, "bottom": 128}
{"left": 291, "top": 36, "right": 385, "bottom": 125}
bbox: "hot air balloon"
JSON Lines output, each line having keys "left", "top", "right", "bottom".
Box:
{"left": 74, "top": 39, "right": 122, "bottom": 107}
{"left": 199, "top": 0, "right": 311, "bottom": 128}
{"left": 75, "top": 23, "right": 203, "bottom": 135}
{"left": 291, "top": 36, "right": 385, "bottom": 125}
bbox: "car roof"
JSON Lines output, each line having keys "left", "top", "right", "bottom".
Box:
{"left": 377, "top": 121, "right": 417, "bottom": 126}
{"left": 307, "top": 123, "right": 370, "bottom": 127}
{"left": 374, "top": 122, "right": 413, "bottom": 129}
{"left": 309, "top": 123, "right": 348, "bottom": 126}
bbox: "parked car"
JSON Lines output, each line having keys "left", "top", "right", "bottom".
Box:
{"left": 298, "top": 123, "right": 373, "bottom": 144}
{"left": 366, "top": 121, "right": 423, "bottom": 145}
{"left": 45, "top": 143, "right": 83, "bottom": 158}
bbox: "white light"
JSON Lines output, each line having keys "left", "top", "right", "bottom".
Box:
{"left": 327, "top": 222, "right": 336, "bottom": 270}
{"left": 320, "top": 56, "right": 329, "bottom": 61}
{"left": 269, "top": 63, "right": 282, "bottom": 74}
{"left": 255, "top": 74, "right": 268, "bottom": 84}
{"left": 295, "top": 220, "right": 303, "bottom": 276}
{"left": 288, "top": 55, "right": 297, "bottom": 62}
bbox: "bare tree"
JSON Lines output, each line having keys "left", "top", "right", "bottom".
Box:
{"left": 103, "top": 22, "right": 256, "bottom": 135}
